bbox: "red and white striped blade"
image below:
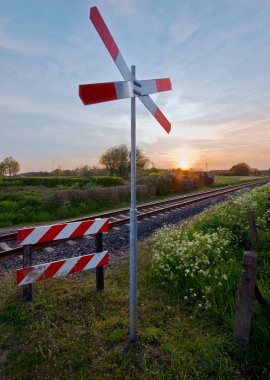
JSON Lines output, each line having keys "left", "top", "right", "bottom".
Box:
{"left": 140, "top": 78, "right": 172, "bottom": 96}
{"left": 140, "top": 95, "right": 171, "bottom": 133}
{"left": 79, "top": 81, "right": 134, "bottom": 105}
{"left": 90, "top": 6, "right": 132, "bottom": 81}
{"left": 79, "top": 78, "right": 172, "bottom": 105}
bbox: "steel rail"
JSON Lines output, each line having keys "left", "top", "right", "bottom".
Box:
{"left": 0, "top": 179, "right": 268, "bottom": 260}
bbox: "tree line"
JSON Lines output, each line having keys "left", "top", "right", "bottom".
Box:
{"left": 211, "top": 162, "right": 269, "bottom": 176}
{"left": 0, "top": 145, "right": 151, "bottom": 179}
{"left": 1, "top": 150, "right": 268, "bottom": 179}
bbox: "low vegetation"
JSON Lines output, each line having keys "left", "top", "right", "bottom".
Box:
{"left": 0, "top": 172, "right": 267, "bottom": 228}
{"left": 212, "top": 175, "right": 265, "bottom": 186}
{"left": 0, "top": 176, "right": 125, "bottom": 188}
{"left": 0, "top": 184, "right": 156, "bottom": 227}
{"left": 0, "top": 184, "right": 270, "bottom": 379}
{"left": 0, "top": 254, "right": 240, "bottom": 380}
{"left": 0, "top": 172, "right": 214, "bottom": 228}
{"left": 151, "top": 183, "right": 270, "bottom": 378}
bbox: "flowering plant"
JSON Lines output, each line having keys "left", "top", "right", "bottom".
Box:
{"left": 151, "top": 183, "right": 270, "bottom": 315}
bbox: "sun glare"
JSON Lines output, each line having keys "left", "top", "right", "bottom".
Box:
{"left": 180, "top": 160, "right": 188, "bottom": 169}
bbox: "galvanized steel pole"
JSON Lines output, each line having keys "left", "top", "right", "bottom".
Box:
{"left": 129, "top": 65, "right": 137, "bottom": 341}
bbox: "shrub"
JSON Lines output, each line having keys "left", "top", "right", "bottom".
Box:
{"left": 45, "top": 185, "right": 154, "bottom": 214}
{"left": 91, "top": 176, "right": 125, "bottom": 187}
{"left": 0, "top": 177, "right": 86, "bottom": 188}
{"left": 152, "top": 225, "right": 237, "bottom": 315}
{"left": 155, "top": 175, "right": 172, "bottom": 195}
{"left": 153, "top": 173, "right": 213, "bottom": 196}
{"left": 0, "top": 176, "right": 125, "bottom": 188}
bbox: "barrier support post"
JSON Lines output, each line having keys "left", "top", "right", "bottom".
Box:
{"left": 95, "top": 233, "right": 104, "bottom": 291}
{"left": 23, "top": 244, "right": 32, "bottom": 302}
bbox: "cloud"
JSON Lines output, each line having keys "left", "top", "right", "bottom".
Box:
{"left": 1, "top": 0, "right": 270, "bottom": 172}
{"left": 100, "top": 0, "right": 140, "bottom": 15}
{"left": 225, "top": 118, "right": 270, "bottom": 133}
{"left": 0, "top": 27, "right": 48, "bottom": 54}
{"left": 169, "top": 8, "right": 200, "bottom": 45}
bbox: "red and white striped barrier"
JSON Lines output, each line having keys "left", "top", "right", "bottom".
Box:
{"left": 17, "top": 251, "right": 109, "bottom": 286}
{"left": 18, "top": 218, "right": 109, "bottom": 246}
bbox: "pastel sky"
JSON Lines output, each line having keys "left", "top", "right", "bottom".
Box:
{"left": 0, "top": 0, "right": 270, "bottom": 172}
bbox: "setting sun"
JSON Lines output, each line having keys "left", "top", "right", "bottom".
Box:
{"left": 179, "top": 160, "right": 189, "bottom": 169}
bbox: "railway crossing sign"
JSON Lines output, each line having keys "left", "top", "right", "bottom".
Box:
{"left": 79, "top": 6, "right": 172, "bottom": 341}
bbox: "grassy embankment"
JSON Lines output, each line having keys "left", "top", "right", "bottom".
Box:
{"left": 0, "top": 175, "right": 267, "bottom": 228}
{"left": 211, "top": 175, "right": 267, "bottom": 186}
{"left": 0, "top": 183, "right": 270, "bottom": 379}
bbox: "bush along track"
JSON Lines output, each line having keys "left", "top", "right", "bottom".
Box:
{"left": 151, "top": 183, "right": 270, "bottom": 378}
{"left": 0, "top": 184, "right": 270, "bottom": 379}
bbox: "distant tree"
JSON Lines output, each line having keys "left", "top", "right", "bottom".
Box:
{"left": 100, "top": 144, "right": 130, "bottom": 179}
{"left": 134, "top": 147, "right": 151, "bottom": 171}
{"left": 1, "top": 156, "right": 20, "bottom": 176}
{"left": 250, "top": 167, "right": 259, "bottom": 175}
{"left": 100, "top": 144, "right": 150, "bottom": 179}
{"left": 62, "top": 170, "right": 73, "bottom": 176}
{"left": 0, "top": 161, "right": 5, "bottom": 176}
{"left": 78, "top": 165, "right": 91, "bottom": 176}
{"left": 229, "top": 162, "right": 251, "bottom": 176}
{"left": 52, "top": 165, "right": 64, "bottom": 176}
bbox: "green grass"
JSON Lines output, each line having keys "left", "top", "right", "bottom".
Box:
{"left": 151, "top": 183, "right": 270, "bottom": 378}
{"left": 1, "top": 182, "right": 270, "bottom": 380}
{"left": 0, "top": 186, "right": 53, "bottom": 227}
{"left": 0, "top": 176, "right": 125, "bottom": 188}
{"left": 1, "top": 187, "right": 270, "bottom": 378}
{"left": 0, "top": 181, "right": 202, "bottom": 228}
{"left": 0, "top": 184, "right": 155, "bottom": 227}
{"left": 212, "top": 175, "right": 266, "bottom": 186}
{"left": 0, "top": 247, "right": 246, "bottom": 380}
{"left": 1, "top": 179, "right": 269, "bottom": 380}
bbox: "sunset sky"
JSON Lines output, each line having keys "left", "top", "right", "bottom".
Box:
{"left": 1, "top": 0, "right": 270, "bottom": 172}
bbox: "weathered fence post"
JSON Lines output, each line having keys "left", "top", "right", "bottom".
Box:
{"left": 266, "top": 197, "right": 270, "bottom": 231}
{"left": 247, "top": 210, "right": 269, "bottom": 309}
{"left": 233, "top": 251, "right": 257, "bottom": 346}
{"left": 247, "top": 210, "right": 259, "bottom": 251}
{"left": 23, "top": 245, "right": 32, "bottom": 302}
{"left": 95, "top": 233, "right": 104, "bottom": 291}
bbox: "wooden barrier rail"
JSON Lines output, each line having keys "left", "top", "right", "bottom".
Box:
{"left": 16, "top": 218, "right": 110, "bottom": 302}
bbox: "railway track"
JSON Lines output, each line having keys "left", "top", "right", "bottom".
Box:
{"left": 0, "top": 179, "right": 269, "bottom": 261}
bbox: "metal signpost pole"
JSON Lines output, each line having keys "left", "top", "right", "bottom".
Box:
{"left": 130, "top": 65, "right": 137, "bottom": 341}
{"left": 79, "top": 6, "right": 172, "bottom": 342}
